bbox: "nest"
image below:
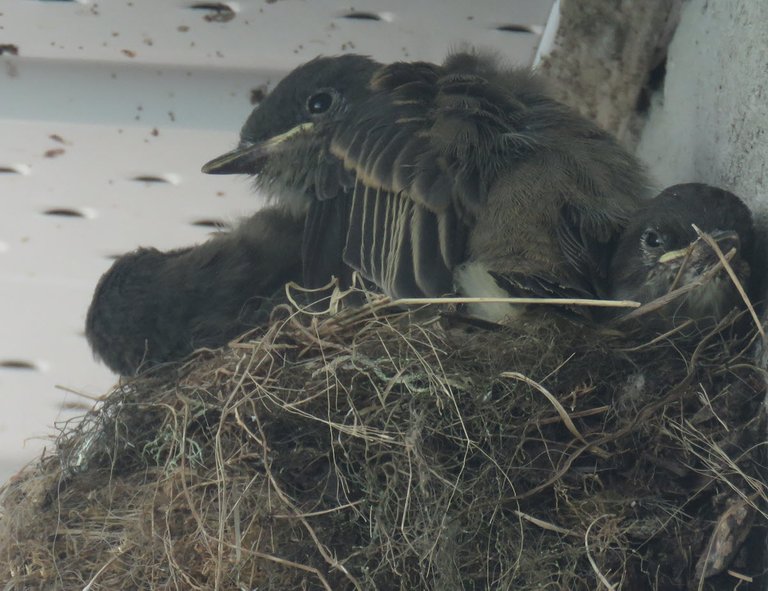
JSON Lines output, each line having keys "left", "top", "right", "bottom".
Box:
{"left": 0, "top": 291, "right": 766, "bottom": 590}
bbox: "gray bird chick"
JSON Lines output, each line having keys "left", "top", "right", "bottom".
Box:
{"left": 86, "top": 207, "right": 303, "bottom": 375}
{"left": 203, "top": 51, "right": 650, "bottom": 322}
{"left": 609, "top": 183, "right": 755, "bottom": 326}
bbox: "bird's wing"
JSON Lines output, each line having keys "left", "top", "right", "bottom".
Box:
{"left": 342, "top": 180, "right": 465, "bottom": 298}
{"left": 488, "top": 270, "right": 595, "bottom": 322}
{"left": 489, "top": 269, "right": 592, "bottom": 301}
{"left": 556, "top": 202, "right": 619, "bottom": 298}
{"left": 302, "top": 195, "right": 353, "bottom": 291}
{"left": 329, "top": 56, "right": 531, "bottom": 298}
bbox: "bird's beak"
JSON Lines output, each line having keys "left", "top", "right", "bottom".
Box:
{"left": 658, "top": 246, "right": 691, "bottom": 265}
{"left": 201, "top": 122, "right": 315, "bottom": 175}
{"left": 658, "top": 230, "right": 740, "bottom": 264}
{"left": 201, "top": 143, "right": 263, "bottom": 175}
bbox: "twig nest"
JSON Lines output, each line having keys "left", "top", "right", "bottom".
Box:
{"left": 0, "top": 295, "right": 765, "bottom": 590}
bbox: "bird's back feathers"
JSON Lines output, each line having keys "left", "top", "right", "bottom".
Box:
{"left": 328, "top": 52, "right": 648, "bottom": 300}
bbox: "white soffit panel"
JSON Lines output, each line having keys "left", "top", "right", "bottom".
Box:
{"left": 0, "top": 0, "right": 556, "bottom": 481}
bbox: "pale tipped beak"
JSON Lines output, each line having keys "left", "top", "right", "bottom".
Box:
{"left": 201, "top": 122, "right": 315, "bottom": 175}
{"left": 658, "top": 246, "right": 691, "bottom": 265}
{"left": 201, "top": 143, "right": 263, "bottom": 175}
{"left": 658, "top": 230, "right": 740, "bottom": 265}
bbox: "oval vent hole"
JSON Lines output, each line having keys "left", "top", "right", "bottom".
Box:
{"left": 0, "top": 359, "right": 38, "bottom": 371}
{"left": 44, "top": 208, "right": 85, "bottom": 217}
{"left": 192, "top": 219, "right": 228, "bottom": 229}
{"left": 188, "top": 2, "right": 236, "bottom": 22}
{"left": 132, "top": 175, "right": 171, "bottom": 184}
{"left": 495, "top": 24, "right": 536, "bottom": 33}
{"left": 341, "top": 11, "right": 382, "bottom": 21}
{"left": 0, "top": 165, "right": 26, "bottom": 175}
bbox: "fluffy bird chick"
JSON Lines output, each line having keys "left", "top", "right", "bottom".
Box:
{"left": 86, "top": 207, "right": 303, "bottom": 376}
{"left": 609, "top": 183, "right": 754, "bottom": 327}
{"left": 203, "top": 51, "right": 650, "bottom": 322}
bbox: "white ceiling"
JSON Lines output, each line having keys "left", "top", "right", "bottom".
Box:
{"left": 0, "top": 0, "right": 555, "bottom": 482}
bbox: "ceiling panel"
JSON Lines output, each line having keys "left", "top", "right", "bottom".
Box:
{"left": 0, "top": 0, "right": 556, "bottom": 481}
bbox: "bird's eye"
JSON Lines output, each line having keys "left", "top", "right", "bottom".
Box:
{"left": 306, "top": 91, "right": 334, "bottom": 115}
{"left": 641, "top": 229, "right": 664, "bottom": 249}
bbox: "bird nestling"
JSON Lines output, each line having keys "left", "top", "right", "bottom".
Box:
{"left": 203, "top": 50, "right": 650, "bottom": 322}
{"left": 85, "top": 207, "right": 304, "bottom": 376}
{"left": 609, "top": 183, "right": 755, "bottom": 327}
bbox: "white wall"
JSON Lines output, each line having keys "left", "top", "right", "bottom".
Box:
{"left": 637, "top": 0, "right": 768, "bottom": 222}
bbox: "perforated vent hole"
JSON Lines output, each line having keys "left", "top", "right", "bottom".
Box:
{"left": 132, "top": 175, "right": 169, "bottom": 184}
{"left": 0, "top": 164, "right": 31, "bottom": 175}
{"left": 495, "top": 24, "right": 541, "bottom": 34}
{"left": 340, "top": 11, "right": 383, "bottom": 21}
{"left": 44, "top": 208, "right": 85, "bottom": 218}
{"left": 191, "top": 219, "right": 229, "bottom": 229}
{"left": 131, "top": 173, "right": 180, "bottom": 185}
{"left": 0, "top": 360, "right": 38, "bottom": 371}
{"left": 188, "top": 2, "right": 237, "bottom": 22}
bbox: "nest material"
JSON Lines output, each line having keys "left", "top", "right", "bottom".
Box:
{"left": 0, "top": 294, "right": 766, "bottom": 590}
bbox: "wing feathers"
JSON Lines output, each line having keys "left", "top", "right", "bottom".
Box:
{"left": 330, "top": 55, "right": 521, "bottom": 298}
{"left": 368, "top": 128, "right": 410, "bottom": 189}
{"left": 342, "top": 182, "right": 457, "bottom": 298}
{"left": 317, "top": 52, "right": 645, "bottom": 302}
{"left": 302, "top": 197, "right": 351, "bottom": 290}
{"left": 410, "top": 206, "right": 453, "bottom": 296}
{"left": 330, "top": 55, "right": 532, "bottom": 218}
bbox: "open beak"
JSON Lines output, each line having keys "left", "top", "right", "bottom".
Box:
{"left": 201, "top": 122, "right": 315, "bottom": 175}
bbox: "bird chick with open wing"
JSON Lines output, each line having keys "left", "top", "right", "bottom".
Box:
{"left": 203, "top": 51, "right": 651, "bottom": 322}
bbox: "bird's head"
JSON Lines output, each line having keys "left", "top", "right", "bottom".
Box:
{"left": 202, "top": 54, "right": 380, "bottom": 209}
{"left": 610, "top": 183, "right": 754, "bottom": 323}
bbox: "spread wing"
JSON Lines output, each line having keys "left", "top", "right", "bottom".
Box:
{"left": 328, "top": 55, "right": 538, "bottom": 299}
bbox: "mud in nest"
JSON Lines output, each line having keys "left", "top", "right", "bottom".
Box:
{"left": 0, "top": 295, "right": 766, "bottom": 590}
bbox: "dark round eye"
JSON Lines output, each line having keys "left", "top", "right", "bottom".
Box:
{"left": 641, "top": 229, "right": 664, "bottom": 249}
{"left": 306, "top": 91, "right": 334, "bottom": 115}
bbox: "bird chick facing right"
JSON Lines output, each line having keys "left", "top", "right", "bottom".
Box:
{"left": 609, "top": 183, "right": 755, "bottom": 327}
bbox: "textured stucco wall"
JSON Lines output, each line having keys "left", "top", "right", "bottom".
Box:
{"left": 537, "top": 0, "right": 681, "bottom": 145}
{"left": 637, "top": 0, "right": 768, "bottom": 223}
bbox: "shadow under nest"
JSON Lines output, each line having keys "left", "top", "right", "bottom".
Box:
{"left": 1, "top": 292, "right": 766, "bottom": 590}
